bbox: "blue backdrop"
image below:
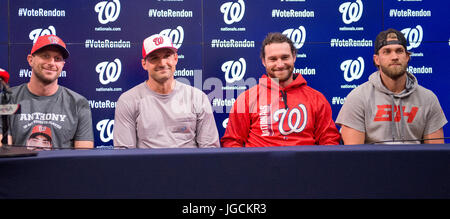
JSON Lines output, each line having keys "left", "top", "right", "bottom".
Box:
{"left": 1, "top": 0, "right": 449, "bottom": 147}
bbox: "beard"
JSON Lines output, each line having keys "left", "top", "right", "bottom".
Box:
{"left": 267, "top": 66, "right": 294, "bottom": 82}
{"left": 380, "top": 62, "right": 408, "bottom": 80}
{"left": 33, "top": 68, "right": 59, "bottom": 85}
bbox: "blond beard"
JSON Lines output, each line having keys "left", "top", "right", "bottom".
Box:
{"left": 380, "top": 63, "right": 408, "bottom": 80}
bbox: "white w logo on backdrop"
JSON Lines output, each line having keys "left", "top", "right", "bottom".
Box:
{"left": 96, "top": 58, "right": 122, "bottom": 85}
{"left": 160, "top": 26, "right": 184, "bottom": 49}
{"left": 223, "top": 58, "right": 246, "bottom": 83}
{"left": 220, "top": 0, "right": 245, "bottom": 25}
{"left": 341, "top": 57, "right": 364, "bottom": 82}
{"left": 95, "top": 0, "right": 121, "bottom": 24}
{"left": 222, "top": 118, "right": 229, "bottom": 129}
{"left": 339, "top": 0, "right": 363, "bottom": 24}
{"left": 282, "top": 26, "right": 306, "bottom": 49}
{"left": 96, "top": 119, "right": 114, "bottom": 143}
{"left": 401, "top": 25, "right": 423, "bottom": 50}
{"left": 29, "top": 26, "right": 56, "bottom": 43}
{"left": 273, "top": 104, "right": 308, "bottom": 136}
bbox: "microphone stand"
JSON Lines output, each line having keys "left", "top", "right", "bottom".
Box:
{"left": 0, "top": 79, "right": 32, "bottom": 158}
{"left": 1, "top": 78, "right": 12, "bottom": 145}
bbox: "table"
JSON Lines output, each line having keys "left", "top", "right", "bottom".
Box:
{"left": 0, "top": 144, "right": 449, "bottom": 198}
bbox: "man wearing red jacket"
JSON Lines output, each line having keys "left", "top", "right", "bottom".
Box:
{"left": 221, "top": 32, "right": 341, "bottom": 147}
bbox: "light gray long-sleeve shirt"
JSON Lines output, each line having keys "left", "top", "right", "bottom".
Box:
{"left": 113, "top": 81, "right": 220, "bottom": 148}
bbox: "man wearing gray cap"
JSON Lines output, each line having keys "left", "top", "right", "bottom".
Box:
{"left": 336, "top": 28, "right": 447, "bottom": 144}
{"left": 113, "top": 34, "right": 219, "bottom": 148}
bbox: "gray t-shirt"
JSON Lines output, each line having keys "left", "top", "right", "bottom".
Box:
{"left": 113, "top": 81, "right": 220, "bottom": 148}
{"left": 5, "top": 84, "right": 94, "bottom": 148}
{"left": 336, "top": 71, "right": 447, "bottom": 144}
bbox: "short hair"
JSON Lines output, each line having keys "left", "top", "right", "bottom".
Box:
{"left": 260, "top": 32, "right": 297, "bottom": 59}
{"left": 373, "top": 28, "right": 411, "bottom": 67}
{"left": 29, "top": 133, "right": 52, "bottom": 142}
{"left": 374, "top": 28, "right": 408, "bottom": 54}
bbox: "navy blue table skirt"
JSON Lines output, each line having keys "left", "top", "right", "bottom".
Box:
{"left": 0, "top": 144, "right": 449, "bottom": 198}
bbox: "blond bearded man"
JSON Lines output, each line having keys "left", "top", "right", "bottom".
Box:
{"left": 336, "top": 28, "right": 447, "bottom": 144}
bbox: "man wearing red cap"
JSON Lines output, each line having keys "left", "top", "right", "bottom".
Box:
{"left": 113, "top": 34, "right": 219, "bottom": 148}
{"left": 1, "top": 34, "right": 94, "bottom": 149}
{"left": 26, "top": 125, "right": 53, "bottom": 150}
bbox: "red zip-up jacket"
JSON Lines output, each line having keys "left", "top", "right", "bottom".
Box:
{"left": 221, "top": 74, "right": 341, "bottom": 147}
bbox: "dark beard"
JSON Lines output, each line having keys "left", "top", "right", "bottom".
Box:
{"left": 267, "top": 69, "right": 293, "bottom": 82}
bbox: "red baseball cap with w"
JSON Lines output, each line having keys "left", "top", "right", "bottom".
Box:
{"left": 30, "top": 125, "right": 52, "bottom": 141}
{"left": 30, "top": 34, "right": 70, "bottom": 59}
{"left": 142, "top": 34, "right": 177, "bottom": 59}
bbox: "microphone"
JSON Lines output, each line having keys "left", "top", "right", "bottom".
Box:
{"left": 0, "top": 68, "right": 11, "bottom": 94}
